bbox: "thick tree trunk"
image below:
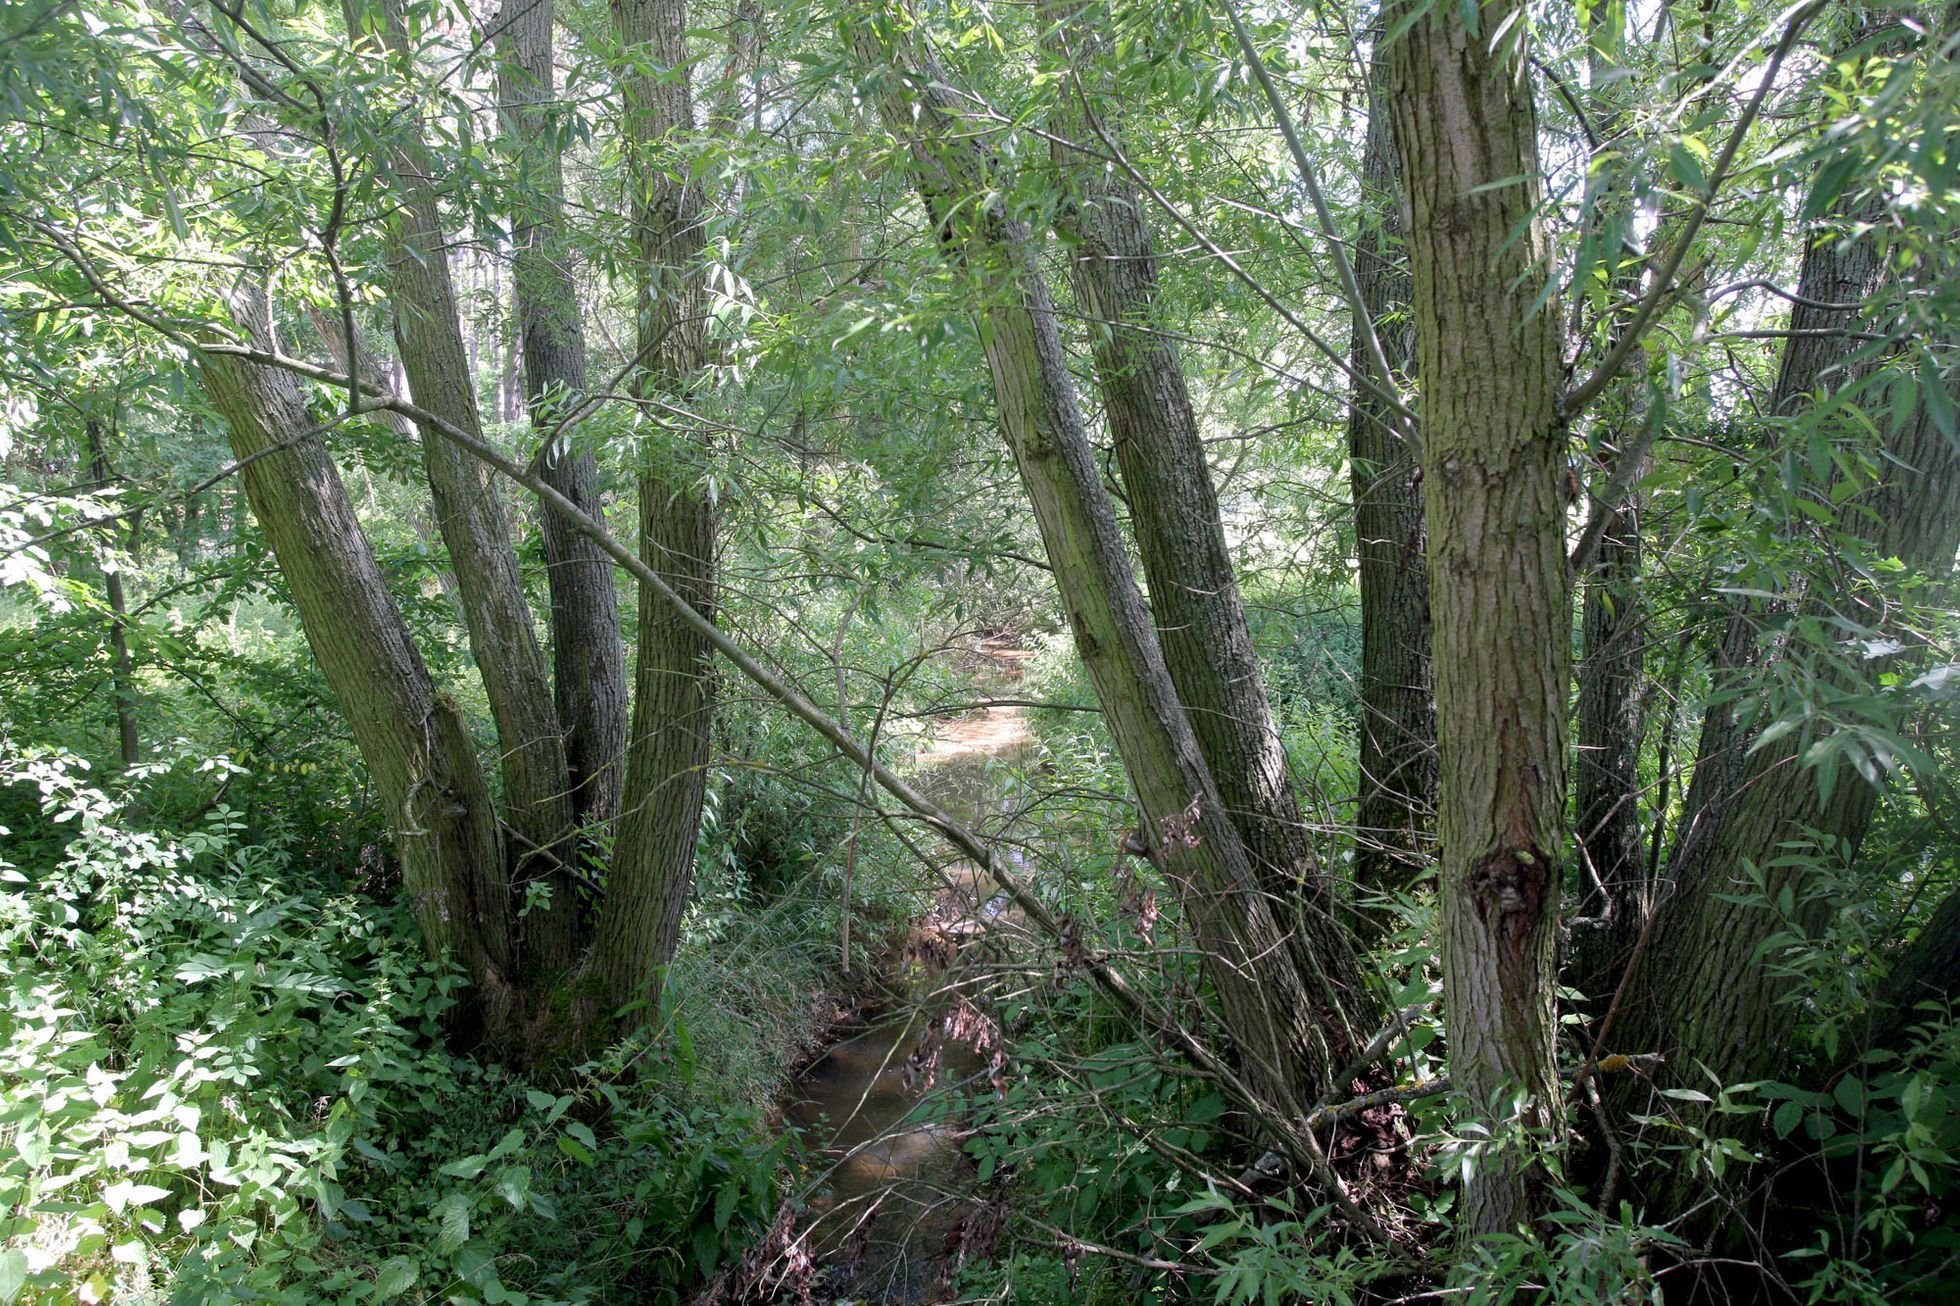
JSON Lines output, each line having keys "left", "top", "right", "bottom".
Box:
{"left": 201, "top": 283, "right": 513, "bottom": 1036}
{"left": 1616, "top": 415, "right": 1960, "bottom": 1092}
{"left": 592, "top": 0, "right": 718, "bottom": 1015}
{"left": 1610, "top": 179, "right": 1960, "bottom": 1204}
{"left": 1385, "top": 0, "right": 1570, "bottom": 1236}
{"left": 492, "top": 0, "right": 629, "bottom": 839}
{"left": 1344, "top": 72, "right": 1434, "bottom": 910}
{"left": 1042, "top": 10, "right": 1375, "bottom": 1037}
{"left": 351, "top": 0, "right": 582, "bottom": 977}
{"left": 858, "top": 10, "right": 1361, "bottom": 1114}
{"left": 85, "top": 418, "right": 142, "bottom": 769}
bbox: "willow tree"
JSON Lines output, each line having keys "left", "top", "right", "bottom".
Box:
{"left": 491, "top": 0, "right": 628, "bottom": 838}
{"left": 594, "top": 0, "right": 722, "bottom": 1014}
{"left": 1385, "top": 0, "right": 1570, "bottom": 1236}
{"left": 1611, "top": 183, "right": 1960, "bottom": 1177}
{"left": 1039, "top": 2, "right": 1376, "bottom": 1025}
{"left": 200, "top": 280, "right": 515, "bottom": 1035}
{"left": 1344, "top": 49, "right": 1432, "bottom": 909}
{"left": 854, "top": 5, "right": 1368, "bottom": 1116}
{"left": 346, "top": 0, "right": 583, "bottom": 975}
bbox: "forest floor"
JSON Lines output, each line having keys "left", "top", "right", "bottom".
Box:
{"left": 775, "top": 640, "right": 1036, "bottom": 1304}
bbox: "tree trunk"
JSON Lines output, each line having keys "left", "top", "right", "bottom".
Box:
{"left": 591, "top": 0, "right": 718, "bottom": 1015}
{"left": 492, "top": 0, "right": 630, "bottom": 840}
{"left": 1567, "top": 31, "right": 1652, "bottom": 1003}
{"left": 1385, "top": 0, "right": 1571, "bottom": 1236}
{"left": 1344, "top": 63, "right": 1434, "bottom": 911}
{"left": 350, "top": 0, "right": 582, "bottom": 978}
{"left": 1569, "top": 486, "right": 1646, "bottom": 1000}
{"left": 201, "top": 282, "right": 513, "bottom": 1037}
{"left": 1042, "top": 9, "right": 1376, "bottom": 1037}
{"left": 1609, "top": 180, "right": 1960, "bottom": 1202}
{"left": 1870, "top": 881, "right": 1960, "bottom": 1053}
{"left": 857, "top": 9, "right": 1361, "bottom": 1114}
{"left": 85, "top": 418, "right": 142, "bottom": 769}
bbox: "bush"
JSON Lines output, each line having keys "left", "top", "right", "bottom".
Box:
{"left": 0, "top": 742, "right": 788, "bottom": 1304}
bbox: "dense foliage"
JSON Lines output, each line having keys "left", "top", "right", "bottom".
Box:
{"left": 2, "top": 0, "right": 1957, "bottom": 1302}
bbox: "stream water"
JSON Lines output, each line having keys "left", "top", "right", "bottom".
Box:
{"left": 782, "top": 688, "right": 1035, "bottom": 1304}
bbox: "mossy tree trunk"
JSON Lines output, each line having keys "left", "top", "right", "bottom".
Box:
{"left": 1385, "top": 0, "right": 1571, "bottom": 1237}
{"left": 593, "top": 0, "right": 719, "bottom": 1016}
{"left": 1041, "top": 5, "right": 1377, "bottom": 1044}
{"left": 857, "top": 8, "right": 1361, "bottom": 1115}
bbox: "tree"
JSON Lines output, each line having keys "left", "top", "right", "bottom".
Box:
{"left": 200, "top": 278, "right": 515, "bottom": 1036}
{"left": 1040, "top": 3, "right": 1376, "bottom": 1039}
{"left": 1343, "top": 46, "right": 1433, "bottom": 911}
{"left": 1384, "top": 0, "right": 1571, "bottom": 1236}
{"left": 854, "top": 6, "right": 1367, "bottom": 1117}
{"left": 593, "top": 0, "right": 722, "bottom": 1014}
{"left": 491, "top": 0, "right": 629, "bottom": 838}
{"left": 346, "top": 0, "right": 583, "bottom": 977}
{"left": 1610, "top": 185, "right": 1960, "bottom": 1178}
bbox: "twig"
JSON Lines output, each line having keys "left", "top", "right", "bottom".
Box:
{"left": 1564, "top": 0, "right": 1831, "bottom": 417}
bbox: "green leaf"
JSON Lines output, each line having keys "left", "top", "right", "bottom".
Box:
{"left": 433, "top": 1192, "right": 470, "bottom": 1254}
{"left": 493, "top": 1165, "right": 530, "bottom": 1210}
{"left": 1802, "top": 152, "right": 1862, "bottom": 221}
{"left": 1921, "top": 353, "right": 1957, "bottom": 449}
{"left": 0, "top": 1250, "right": 26, "bottom": 1305}
{"left": 374, "top": 1257, "right": 417, "bottom": 1300}
{"left": 1668, "top": 141, "right": 1707, "bottom": 193}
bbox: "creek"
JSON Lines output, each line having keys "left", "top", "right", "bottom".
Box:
{"left": 782, "top": 682, "right": 1036, "bottom": 1304}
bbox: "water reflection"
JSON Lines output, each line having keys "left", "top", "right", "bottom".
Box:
{"left": 783, "top": 707, "right": 1034, "bottom": 1303}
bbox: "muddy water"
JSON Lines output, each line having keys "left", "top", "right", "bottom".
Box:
{"left": 784, "top": 702, "right": 1034, "bottom": 1303}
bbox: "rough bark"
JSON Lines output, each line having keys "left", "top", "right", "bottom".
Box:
{"left": 492, "top": 0, "right": 629, "bottom": 838}
{"left": 1568, "top": 485, "right": 1646, "bottom": 1000}
{"left": 591, "top": 0, "right": 718, "bottom": 1015}
{"left": 200, "top": 283, "right": 512, "bottom": 1035}
{"left": 1344, "top": 67, "right": 1434, "bottom": 909}
{"left": 1566, "top": 37, "right": 1653, "bottom": 1002}
{"left": 1385, "top": 0, "right": 1571, "bottom": 1236}
{"left": 1616, "top": 408, "right": 1960, "bottom": 1092}
{"left": 858, "top": 10, "right": 1362, "bottom": 1114}
{"left": 351, "top": 0, "right": 582, "bottom": 977}
{"left": 1609, "top": 173, "right": 1960, "bottom": 1202}
{"left": 1041, "top": 8, "right": 1376, "bottom": 1032}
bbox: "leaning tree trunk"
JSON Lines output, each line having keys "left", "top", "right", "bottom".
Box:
{"left": 591, "top": 0, "right": 719, "bottom": 1016}
{"left": 857, "top": 9, "right": 1361, "bottom": 1115}
{"left": 1386, "top": 0, "right": 1571, "bottom": 1237}
{"left": 492, "top": 0, "right": 629, "bottom": 838}
{"left": 1610, "top": 173, "right": 1960, "bottom": 1205}
{"left": 1869, "top": 879, "right": 1960, "bottom": 1055}
{"left": 350, "top": 0, "right": 583, "bottom": 978}
{"left": 201, "top": 281, "right": 512, "bottom": 1038}
{"left": 1344, "top": 61, "right": 1434, "bottom": 912}
{"left": 1041, "top": 7, "right": 1376, "bottom": 1035}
